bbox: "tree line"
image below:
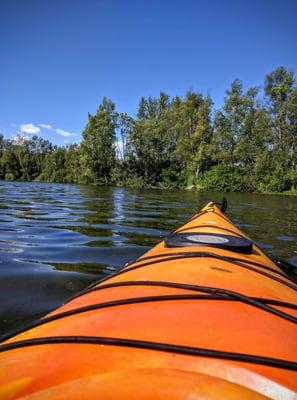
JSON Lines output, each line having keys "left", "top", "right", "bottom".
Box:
{"left": 0, "top": 66, "right": 296, "bottom": 193}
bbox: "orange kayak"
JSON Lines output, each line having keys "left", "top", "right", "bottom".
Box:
{"left": 0, "top": 202, "right": 297, "bottom": 399}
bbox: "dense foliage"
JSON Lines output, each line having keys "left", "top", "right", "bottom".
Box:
{"left": 1, "top": 67, "right": 296, "bottom": 193}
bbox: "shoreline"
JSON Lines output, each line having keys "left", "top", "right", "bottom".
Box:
{"left": 2, "top": 178, "right": 296, "bottom": 196}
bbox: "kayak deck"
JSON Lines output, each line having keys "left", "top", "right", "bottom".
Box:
{"left": 0, "top": 202, "right": 296, "bottom": 399}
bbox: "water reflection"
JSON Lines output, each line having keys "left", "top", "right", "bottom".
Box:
{"left": 0, "top": 180, "right": 296, "bottom": 335}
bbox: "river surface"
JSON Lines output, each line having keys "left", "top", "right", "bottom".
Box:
{"left": 0, "top": 180, "right": 296, "bottom": 335}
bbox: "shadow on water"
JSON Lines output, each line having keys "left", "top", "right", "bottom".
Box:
{"left": 0, "top": 180, "right": 296, "bottom": 335}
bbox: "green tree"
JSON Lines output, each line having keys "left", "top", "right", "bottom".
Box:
{"left": 128, "top": 93, "right": 176, "bottom": 186}
{"left": 116, "top": 113, "right": 134, "bottom": 162}
{"left": 287, "top": 87, "right": 297, "bottom": 188}
{"left": 0, "top": 66, "right": 296, "bottom": 194}
{"left": 263, "top": 67, "right": 296, "bottom": 191}
{"left": 0, "top": 134, "right": 4, "bottom": 178}
{"left": 30, "top": 136, "right": 53, "bottom": 177}
{"left": 64, "top": 144, "right": 82, "bottom": 183}
{"left": 39, "top": 147, "right": 67, "bottom": 182}
{"left": 81, "top": 97, "right": 117, "bottom": 185}
{"left": 136, "top": 97, "right": 148, "bottom": 120}
{"left": 173, "top": 92, "right": 212, "bottom": 185}
{"left": 12, "top": 135, "right": 52, "bottom": 180}
{"left": 186, "top": 96, "right": 213, "bottom": 183}
{"left": 210, "top": 80, "right": 274, "bottom": 191}
{"left": 264, "top": 67, "right": 294, "bottom": 152}
{"left": 1, "top": 141, "right": 20, "bottom": 180}
{"left": 213, "top": 79, "right": 245, "bottom": 166}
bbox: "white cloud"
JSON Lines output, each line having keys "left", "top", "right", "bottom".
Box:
{"left": 20, "top": 123, "right": 40, "bottom": 134}
{"left": 56, "top": 128, "right": 77, "bottom": 137}
{"left": 39, "top": 124, "right": 52, "bottom": 130}
{"left": 15, "top": 122, "right": 78, "bottom": 140}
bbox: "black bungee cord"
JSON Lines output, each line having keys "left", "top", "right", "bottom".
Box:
{"left": 0, "top": 335, "right": 297, "bottom": 372}
{"left": 1, "top": 282, "right": 297, "bottom": 344}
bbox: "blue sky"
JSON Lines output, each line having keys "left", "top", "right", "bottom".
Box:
{"left": 1, "top": 0, "right": 296, "bottom": 146}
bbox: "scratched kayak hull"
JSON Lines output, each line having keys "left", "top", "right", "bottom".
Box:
{"left": 0, "top": 202, "right": 296, "bottom": 400}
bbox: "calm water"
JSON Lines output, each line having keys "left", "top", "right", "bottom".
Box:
{"left": 0, "top": 181, "right": 296, "bottom": 335}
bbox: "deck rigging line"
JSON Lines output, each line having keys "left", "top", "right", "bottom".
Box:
{"left": 1, "top": 284, "right": 297, "bottom": 343}
{"left": 86, "top": 251, "right": 297, "bottom": 291}
{"left": 124, "top": 251, "right": 296, "bottom": 283}
{"left": 65, "top": 280, "right": 297, "bottom": 311}
{"left": 1, "top": 335, "right": 296, "bottom": 372}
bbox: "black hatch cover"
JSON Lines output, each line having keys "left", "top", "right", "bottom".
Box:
{"left": 165, "top": 232, "right": 253, "bottom": 254}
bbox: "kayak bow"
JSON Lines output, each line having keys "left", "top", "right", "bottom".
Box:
{"left": 0, "top": 202, "right": 296, "bottom": 399}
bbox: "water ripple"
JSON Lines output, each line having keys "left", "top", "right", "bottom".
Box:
{"left": 0, "top": 180, "right": 296, "bottom": 335}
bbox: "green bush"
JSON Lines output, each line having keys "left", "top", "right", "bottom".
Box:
{"left": 287, "top": 168, "right": 297, "bottom": 190}
{"left": 4, "top": 172, "right": 16, "bottom": 181}
{"left": 122, "top": 175, "right": 146, "bottom": 188}
{"left": 158, "top": 169, "right": 185, "bottom": 189}
{"left": 198, "top": 164, "right": 248, "bottom": 192}
{"left": 255, "top": 164, "right": 291, "bottom": 193}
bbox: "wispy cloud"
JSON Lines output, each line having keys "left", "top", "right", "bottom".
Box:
{"left": 56, "top": 128, "right": 77, "bottom": 137}
{"left": 20, "top": 123, "right": 40, "bottom": 134}
{"left": 39, "top": 123, "right": 52, "bottom": 130}
{"left": 15, "top": 122, "right": 78, "bottom": 141}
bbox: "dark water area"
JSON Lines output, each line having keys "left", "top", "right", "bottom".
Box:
{"left": 0, "top": 180, "right": 296, "bottom": 336}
